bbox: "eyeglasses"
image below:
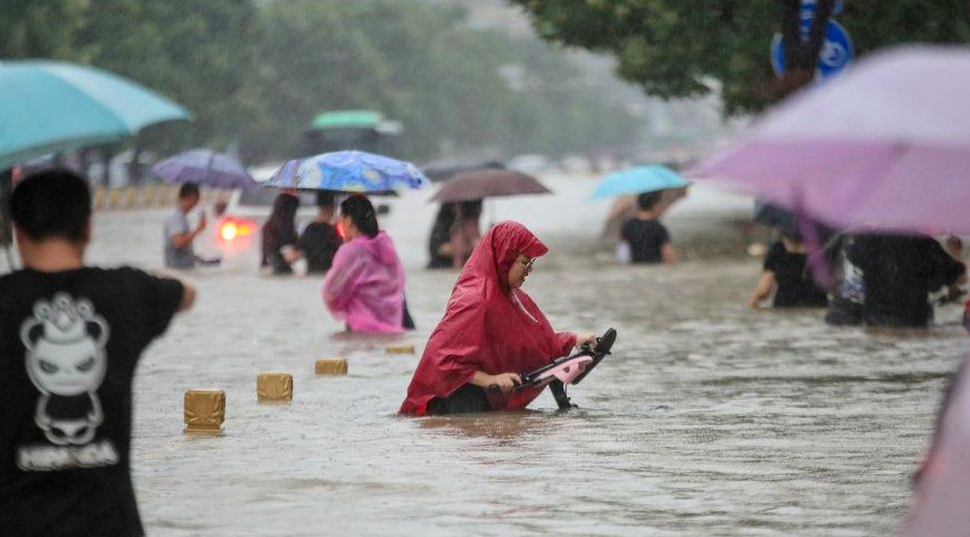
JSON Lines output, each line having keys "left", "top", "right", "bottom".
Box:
{"left": 520, "top": 257, "right": 536, "bottom": 270}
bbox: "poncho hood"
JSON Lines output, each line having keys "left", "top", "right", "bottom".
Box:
{"left": 354, "top": 231, "right": 399, "bottom": 267}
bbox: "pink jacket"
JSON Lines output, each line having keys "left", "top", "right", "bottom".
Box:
{"left": 322, "top": 232, "right": 405, "bottom": 334}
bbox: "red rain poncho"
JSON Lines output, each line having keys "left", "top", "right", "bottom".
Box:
{"left": 400, "top": 221, "right": 576, "bottom": 415}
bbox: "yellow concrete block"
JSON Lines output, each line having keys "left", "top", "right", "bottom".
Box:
{"left": 257, "top": 372, "right": 293, "bottom": 402}
{"left": 385, "top": 344, "right": 415, "bottom": 355}
{"left": 155, "top": 184, "right": 169, "bottom": 207}
{"left": 314, "top": 358, "right": 348, "bottom": 375}
{"left": 93, "top": 187, "right": 106, "bottom": 211}
{"left": 108, "top": 189, "right": 121, "bottom": 209}
{"left": 184, "top": 389, "right": 226, "bottom": 432}
{"left": 123, "top": 186, "right": 137, "bottom": 209}
{"left": 141, "top": 185, "right": 155, "bottom": 208}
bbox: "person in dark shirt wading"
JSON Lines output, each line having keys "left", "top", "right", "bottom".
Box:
{"left": 747, "top": 231, "right": 829, "bottom": 309}
{"left": 294, "top": 191, "right": 341, "bottom": 274}
{"left": 0, "top": 170, "right": 195, "bottom": 537}
{"left": 620, "top": 191, "right": 677, "bottom": 264}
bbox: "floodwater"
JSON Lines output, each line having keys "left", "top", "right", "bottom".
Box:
{"left": 10, "top": 174, "right": 967, "bottom": 536}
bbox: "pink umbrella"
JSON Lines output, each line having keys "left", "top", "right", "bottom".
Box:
{"left": 904, "top": 360, "right": 970, "bottom": 537}
{"left": 689, "top": 45, "right": 970, "bottom": 234}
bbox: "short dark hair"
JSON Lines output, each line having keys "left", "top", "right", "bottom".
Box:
{"left": 340, "top": 195, "right": 379, "bottom": 238}
{"left": 11, "top": 170, "right": 91, "bottom": 242}
{"left": 316, "top": 191, "right": 336, "bottom": 209}
{"left": 178, "top": 182, "right": 200, "bottom": 199}
{"left": 637, "top": 191, "right": 663, "bottom": 210}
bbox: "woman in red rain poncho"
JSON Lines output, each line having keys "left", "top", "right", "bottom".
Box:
{"left": 400, "top": 221, "right": 595, "bottom": 415}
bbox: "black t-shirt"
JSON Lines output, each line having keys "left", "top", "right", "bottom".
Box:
{"left": 763, "top": 240, "right": 829, "bottom": 308}
{"left": 621, "top": 218, "right": 670, "bottom": 264}
{"left": 0, "top": 267, "right": 184, "bottom": 537}
{"left": 849, "top": 234, "right": 966, "bottom": 327}
{"left": 298, "top": 222, "right": 341, "bottom": 274}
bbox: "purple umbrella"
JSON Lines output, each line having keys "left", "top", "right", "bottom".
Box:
{"left": 689, "top": 45, "right": 970, "bottom": 234}
{"left": 904, "top": 359, "right": 970, "bottom": 537}
{"left": 151, "top": 149, "right": 257, "bottom": 190}
{"left": 430, "top": 169, "right": 551, "bottom": 203}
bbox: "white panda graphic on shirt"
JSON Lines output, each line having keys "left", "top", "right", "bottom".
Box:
{"left": 19, "top": 293, "right": 110, "bottom": 446}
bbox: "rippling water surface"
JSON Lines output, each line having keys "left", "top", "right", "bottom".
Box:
{"left": 39, "top": 175, "right": 966, "bottom": 536}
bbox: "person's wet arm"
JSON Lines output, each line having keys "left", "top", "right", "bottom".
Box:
{"left": 660, "top": 225, "right": 676, "bottom": 264}
{"left": 553, "top": 331, "right": 579, "bottom": 356}
{"left": 926, "top": 240, "right": 967, "bottom": 291}
{"left": 748, "top": 271, "right": 775, "bottom": 308}
{"left": 661, "top": 243, "right": 678, "bottom": 264}
{"left": 170, "top": 214, "right": 205, "bottom": 249}
{"left": 153, "top": 269, "right": 196, "bottom": 311}
{"left": 177, "top": 279, "right": 196, "bottom": 311}
{"left": 469, "top": 370, "right": 521, "bottom": 393}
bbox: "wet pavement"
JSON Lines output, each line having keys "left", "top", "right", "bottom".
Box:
{"left": 10, "top": 174, "right": 966, "bottom": 536}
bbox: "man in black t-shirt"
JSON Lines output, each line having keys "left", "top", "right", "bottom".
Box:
{"left": 0, "top": 170, "right": 196, "bottom": 537}
{"left": 296, "top": 191, "right": 341, "bottom": 274}
{"left": 620, "top": 191, "right": 677, "bottom": 264}
{"left": 747, "top": 233, "right": 828, "bottom": 308}
{"left": 849, "top": 233, "right": 966, "bottom": 328}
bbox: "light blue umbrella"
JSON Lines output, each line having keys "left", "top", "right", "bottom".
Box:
{"left": 590, "top": 165, "right": 689, "bottom": 199}
{"left": 0, "top": 61, "right": 191, "bottom": 170}
{"left": 266, "top": 150, "right": 427, "bottom": 193}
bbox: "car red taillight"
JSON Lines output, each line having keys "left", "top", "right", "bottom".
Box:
{"left": 220, "top": 219, "right": 256, "bottom": 242}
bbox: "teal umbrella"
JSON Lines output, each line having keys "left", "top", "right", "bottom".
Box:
{"left": 590, "top": 165, "right": 689, "bottom": 199}
{"left": 0, "top": 61, "right": 191, "bottom": 170}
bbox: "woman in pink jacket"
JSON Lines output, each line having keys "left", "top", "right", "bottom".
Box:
{"left": 322, "top": 195, "right": 406, "bottom": 334}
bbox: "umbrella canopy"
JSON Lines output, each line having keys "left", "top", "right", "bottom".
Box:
{"left": 904, "top": 359, "right": 970, "bottom": 537}
{"left": 430, "top": 169, "right": 550, "bottom": 203}
{"left": 265, "top": 150, "right": 426, "bottom": 193}
{"left": 421, "top": 158, "right": 505, "bottom": 183}
{"left": 309, "top": 110, "right": 382, "bottom": 130}
{"left": 590, "top": 165, "right": 689, "bottom": 200}
{"left": 151, "top": 149, "right": 257, "bottom": 190}
{"left": 689, "top": 45, "right": 970, "bottom": 234}
{"left": 0, "top": 60, "right": 191, "bottom": 170}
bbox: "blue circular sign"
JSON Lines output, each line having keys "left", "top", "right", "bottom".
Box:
{"left": 771, "top": 19, "right": 854, "bottom": 80}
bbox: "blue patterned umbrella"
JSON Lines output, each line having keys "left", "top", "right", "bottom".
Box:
{"left": 265, "top": 150, "right": 427, "bottom": 193}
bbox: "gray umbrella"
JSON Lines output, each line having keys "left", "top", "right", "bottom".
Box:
{"left": 151, "top": 149, "right": 257, "bottom": 190}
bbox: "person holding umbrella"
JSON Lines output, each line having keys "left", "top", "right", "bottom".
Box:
{"left": 427, "top": 169, "right": 550, "bottom": 269}
{"left": 266, "top": 150, "right": 424, "bottom": 324}
{"left": 154, "top": 149, "right": 258, "bottom": 270}
{"left": 322, "top": 195, "right": 406, "bottom": 333}
{"left": 163, "top": 183, "right": 206, "bottom": 269}
{"left": 260, "top": 192, "right": 300, "bottom": 275}
{"left": 295, "top": 191, "right": 341, "bottom": 274}
{"left": 591, "top": 165, "right": 688, "bottom": 264}
{"left": 427, "top": 203, "right": 458, "bottom": 269}
{"left": 620, "top": 190, "right": 678, "bottom": 264}
{"left": 448, "top": 199, "right": 483, "bottom": 269}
